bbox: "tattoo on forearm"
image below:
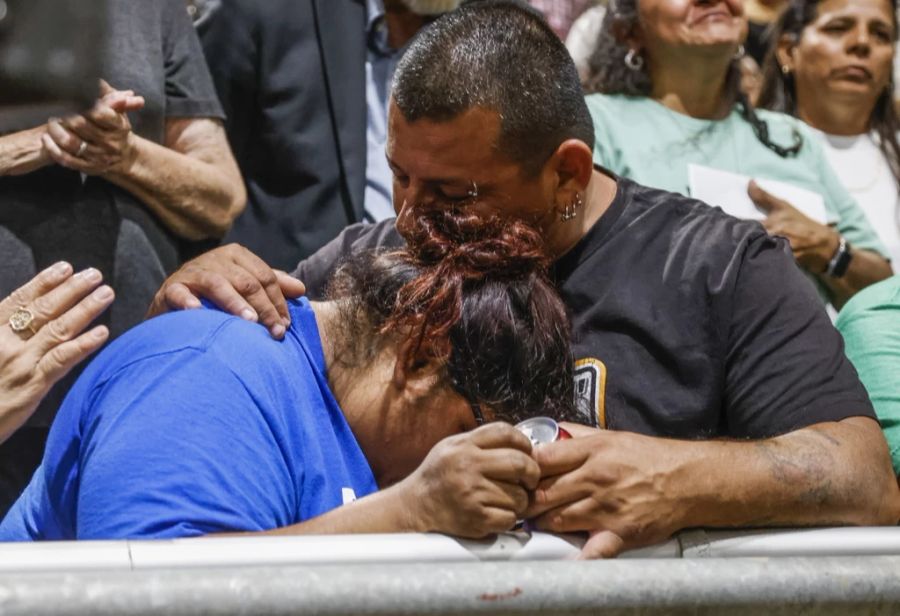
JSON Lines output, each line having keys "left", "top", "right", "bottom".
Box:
{"left": 755, "top": 437, "right": 834, "bottom": 508}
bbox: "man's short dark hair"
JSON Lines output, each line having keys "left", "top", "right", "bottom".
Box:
{"left": 392, "top": 0, "right": 595, "bottom": 176}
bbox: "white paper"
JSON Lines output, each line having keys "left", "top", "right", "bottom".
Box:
{"left": 688, "top": 163, "right": 834, "bottom": 224}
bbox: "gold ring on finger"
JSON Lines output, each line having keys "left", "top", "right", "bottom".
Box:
{"left": 8, "top": 307, "right": 38, "bottom": 338}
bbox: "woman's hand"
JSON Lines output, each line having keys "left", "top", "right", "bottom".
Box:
{"left": 748, "top": 180, "right": 839, "bottom": 273}
{"left": 397, "top": 423, "right": 540, "bottom": 538}
{"left": 0, "top": 263, "right": 114, "bottom": 443}
{"left": 41, "top": 80, "right": 145, "bottom": 176}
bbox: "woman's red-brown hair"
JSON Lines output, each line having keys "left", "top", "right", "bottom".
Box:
{"left": 329, "top": 207, "right": 577, "bottom": 425}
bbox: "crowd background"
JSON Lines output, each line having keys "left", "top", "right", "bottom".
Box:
{"left": 0, "top": 0, "right": 897, "bottom": 544}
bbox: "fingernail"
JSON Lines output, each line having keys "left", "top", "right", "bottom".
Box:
{"left": 51, "top": 261, "right": 72, "bottom": 276}
{"left": 79, "top": 268, "right": 102, "bottom": 282}
{"left": 271, "top": 324, "right": 286, "bottom": 338}
{"left": 240, "top": 308, "right": 256, "bottom": 321}
{"left": 282, "top": 317, "right": 291, "bottom": 327}
{"left": 93, "top": 326, "right": 109, "bottom": 339}
{"left": 93, "top": 286, "right": 114, "bottom": 301}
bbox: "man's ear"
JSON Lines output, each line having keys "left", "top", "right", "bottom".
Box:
{"left": 391, "top": 335, "right": 445, "bottom": 393}
{"left": 776, "top": 34, "right": 797, "bottom": 73}
{"left": 547, "top": 139, "right": 594, "bottom": 207}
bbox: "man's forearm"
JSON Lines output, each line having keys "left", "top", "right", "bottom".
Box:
{"left": 676, "top": 417, "right": 900, "bottom": 529}
{"left": 103, "top": 134, "right": 245, "bottom": 241}
{"left": 818, "top": 249, "right": 892, "bottom": 310}
{"left": 0, "top": 127, "right": 50, "bottom": 176}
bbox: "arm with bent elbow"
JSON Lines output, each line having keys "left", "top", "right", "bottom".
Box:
{"left": 527, "top": 416, "right": 900, "bottom": 558}
{"left": 42, "top": 82, "right": 246, "bottom": 241}
{"left": 248, "top": 424, "right": 541, "bottom": 539}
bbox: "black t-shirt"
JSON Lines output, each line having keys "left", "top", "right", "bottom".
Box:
{"left": 293, "top": 177, "right": 875, "bottom": 439}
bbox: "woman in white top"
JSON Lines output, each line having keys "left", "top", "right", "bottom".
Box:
{"left": 582, "top": 0, "right": 892, "bottom": 309}
{"left": 759, "top": 0, "right": 900, "bottom": 270}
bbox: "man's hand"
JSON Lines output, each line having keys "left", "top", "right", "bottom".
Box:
{"left": 146, "top": 244, "right": 306, "bottom": 339}
{"left": 526, "top": 423, "right": 683, "bottom": 559}
{"left": 42, "top": 80, "right": 145, "bottom": 176}
{"left": 398, "top": 423, "right": 540, "bottom": 538}
{"left": 748, "top": 180, "right": 839, "bottom": 273}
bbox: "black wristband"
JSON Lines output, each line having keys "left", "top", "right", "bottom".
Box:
{"left": 825, "top": 236, "right": 853, "bottom": 278}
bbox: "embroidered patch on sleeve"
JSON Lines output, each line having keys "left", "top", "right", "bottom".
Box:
{"left": 574, "top": 358, "right": 608, "bottom": 429}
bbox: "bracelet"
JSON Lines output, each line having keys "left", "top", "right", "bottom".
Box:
{"left": 825, "top": 235, "right": 852, "bottom": 278}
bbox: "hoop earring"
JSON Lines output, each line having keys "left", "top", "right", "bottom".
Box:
{"left": 560, "top": 193, "right": 584, "bottom": 222}
{"left": 624, "top": 48, "right": 644, "bottom": 72}
{"left": 733, "top": 44, "right": 745, "bottom": 60}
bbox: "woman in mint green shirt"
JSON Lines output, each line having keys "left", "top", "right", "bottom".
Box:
{"left": 836, "top": 276, "right": 900, "bottom": 477}
{"left": 582, "top": 0, "right": 891, "bottom": 308}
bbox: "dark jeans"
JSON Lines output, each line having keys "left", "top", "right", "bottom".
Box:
{"left": 0, "top": 427, "right": 48, "bottom": 517}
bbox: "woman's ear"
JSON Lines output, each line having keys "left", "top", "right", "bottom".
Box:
{"left": 391, "top": 335, "right": 445, "bottom": 393}
{"left": 612, "top": 17, "right": 641, "bottom": 48}
{"left": 776, "top": 34, "right": 797, "bottom": 74}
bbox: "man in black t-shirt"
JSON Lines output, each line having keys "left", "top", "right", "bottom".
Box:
{"left": 149, "top": 1, "right": 900, "bottom": 557}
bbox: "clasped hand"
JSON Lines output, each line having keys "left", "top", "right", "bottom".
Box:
{"left": 394, "top": 422, "right": 684, "bottom": 559}
{"left": 42, "top": 80, "right": 144, "bottom": 176}
{"left": 396, "top": 423, "right": 540, "bottom": 538}
{"left": 525, "top": 423, "right": 685, "bottom": 559}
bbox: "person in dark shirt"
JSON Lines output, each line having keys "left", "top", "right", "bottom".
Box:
{"left": 150, "top": 1, "right": 900, "bottom": 558}
{"left": 0, "top": 0, "right": 245, "bottom": 515}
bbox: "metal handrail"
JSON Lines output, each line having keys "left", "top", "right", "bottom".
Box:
{"left": 1, "top": 527, "right": 899, "bottom": 573}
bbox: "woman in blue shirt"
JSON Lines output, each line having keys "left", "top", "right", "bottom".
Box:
{"left": 0, "top": 209, "right": 577, "bottom": 541}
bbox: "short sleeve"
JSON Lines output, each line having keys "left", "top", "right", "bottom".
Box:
{"left": 836, "top": 278, "right": 900, "bottom": 474}
{"left": 291, "top": 220, "right": 406, "bottom": 299}
{"left": 722, "top": 232, "right": 876, "bottom": 437}
{"left": 161, "top": 0, "right": 224, "bottom": 119}
{"left": 75, "top": 342, "right": 296, "bottom": 539}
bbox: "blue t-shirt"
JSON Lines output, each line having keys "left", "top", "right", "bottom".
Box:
{"left": 0, "top": 299, "right": 377, "bottom": 540}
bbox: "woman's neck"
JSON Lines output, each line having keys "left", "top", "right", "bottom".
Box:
{"left": 650, "top": 52, "right": 735, "bottom": 120}
{"left": 797, "top": 95, "right": 873, "bottom": 136}
{"left": 311, "top": 301, "right": 352, "bottom": 403}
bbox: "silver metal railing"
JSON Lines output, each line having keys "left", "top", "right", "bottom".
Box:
{"left": 1, "top": 529, "right": 899, "bottom": 614}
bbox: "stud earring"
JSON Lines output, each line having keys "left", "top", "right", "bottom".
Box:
{"left": 560, "top": 193, "right": 584, "bottom": 222}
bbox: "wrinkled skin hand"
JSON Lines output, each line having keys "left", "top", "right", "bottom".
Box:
{"left": 146, "top": 243, "right": 306, "bottom": 339}
{"left": 399, "top": 423, "right": 541, "bottom": 538}
{"left": 0, "top": 263, "right": 113, "bottom": 443}
{"left": 748, "top": 180, "right": 839, "bottom": 273}
{"left": 42, "top": 80, "right": 145, "bottom": 176}
{"left": 525, "top": 423, "right": 684, "bottom": 559}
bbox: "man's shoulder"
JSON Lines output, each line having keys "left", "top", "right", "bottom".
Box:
{"left": 620, "top": 178, "right": 771, "bottom": 255}
{"left": 293, "top": 219, "right": 405, "bottom": 298}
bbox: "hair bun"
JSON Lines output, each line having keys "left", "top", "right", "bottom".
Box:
{"left": 387, "top": 207, "right": 553, "bottom": 349}
{"left": 403, "top": 208, "right": 550, "bottom": 282}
